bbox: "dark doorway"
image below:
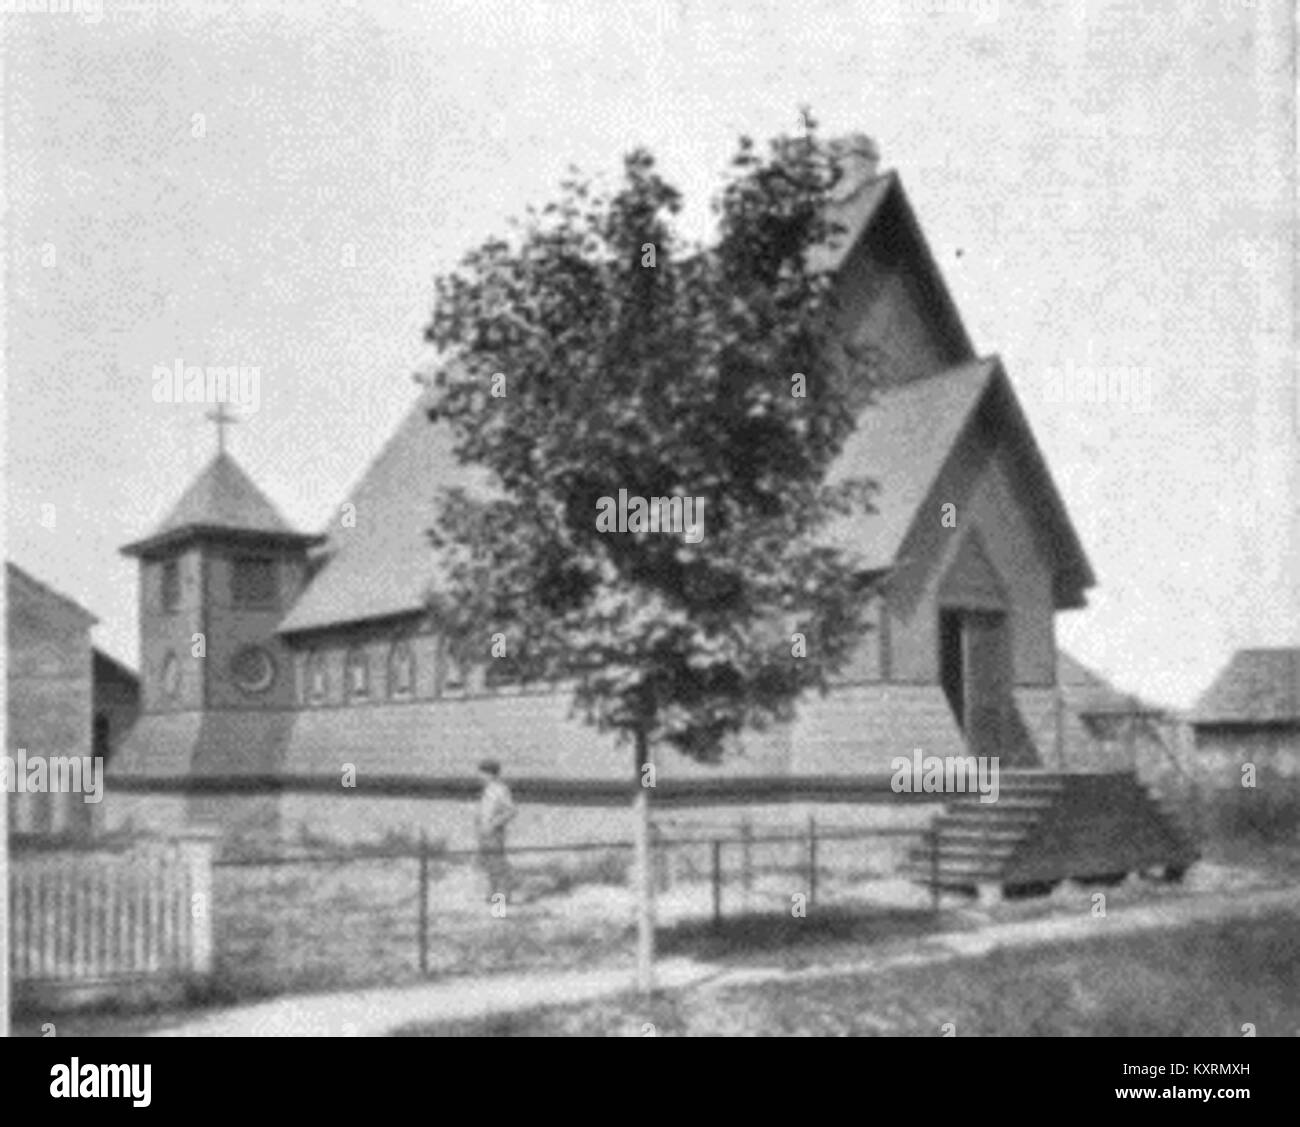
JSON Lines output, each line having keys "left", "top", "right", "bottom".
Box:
{"left": 962, "top": 610, "right": 1011, "bottom": 760}
{"left": 939, "top": 609, "right": 965, "bottom": 725}
{"left": 94, "top": 712, "right": 110, "bottom": 761}
{"left": 938, "top": 608, "right": 1012, "bottom": 760}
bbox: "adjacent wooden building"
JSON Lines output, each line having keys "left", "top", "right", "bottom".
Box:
{"left": 1192, "top": 647, "right": 1300, "bottom": 786}
{"left": 6, "top": 562, "right": 140, "bottom": 839}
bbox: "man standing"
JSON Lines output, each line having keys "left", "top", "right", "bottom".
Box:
{"left": 475, "top": 759, "right": 516, "bottom": 903}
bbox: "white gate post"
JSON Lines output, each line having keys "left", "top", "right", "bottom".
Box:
{"left": 178, "top": 833, "right": 216, "bottom": 976}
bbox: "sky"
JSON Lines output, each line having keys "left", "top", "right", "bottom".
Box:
{"left": 3, "top": 0, "right": 1296, "bottom": 710}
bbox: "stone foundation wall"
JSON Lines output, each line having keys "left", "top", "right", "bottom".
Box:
{"left": 96, "top": 783, "right": 943, "bottom": 876}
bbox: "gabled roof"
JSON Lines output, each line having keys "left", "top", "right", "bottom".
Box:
{"left": 807, "top": 170, "right": 895, "bottom": 274}
{"left": 810, "top": 170, "right": 974, "bottom": 362}
{"left": 823, "top": 358, "right": 993, "bottom": 572}
{"left": 5, "top": 561, "right": 99, "bottom": 627}
{"left": 285, "top": 359, "right": 985, "bottom": 639}
{"left": 279, "top": 155, "right": 1080, "bottom": 635}
{"left": 121, "top": 451, "right": 321, "bottom": 557}
{"left": 822, "top": 357, "right": 1094, "bottom": 607}
{"left": 285, "top": 362, "right": 983, "bottom": 637}
{"left": 981, "top": 364, "right": 1095, "bottom": 608}
{"left": 1192, "top": 648, "right": 1300, "bottom": 726}
{"left": 287, "top": 357, "right": 988, "bottom": 636}
{"left": 286, "top": 351, "right": 1093, "bottom": 636}
{"left": 278, "top": 387, "right": 496, "bottom": 635}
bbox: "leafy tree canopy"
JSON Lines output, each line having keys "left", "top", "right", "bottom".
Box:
{"left": 425, "top": 115, "right": 880, "bottom": 763}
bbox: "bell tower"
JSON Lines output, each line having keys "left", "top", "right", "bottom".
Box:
{"left": 121, "top": 426, "right": 323, "bottom": 718}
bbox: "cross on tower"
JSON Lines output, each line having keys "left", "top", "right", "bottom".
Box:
{"left": 206, "top": 402, "right": 239, "bottom": 455}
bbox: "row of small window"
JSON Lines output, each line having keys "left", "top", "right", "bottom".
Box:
{"left": 160, "top": 556, "right": 277, "bottom": 612}
{"left": 300, "top": 643, "right": 556, "bottom": 705}
{"left": 301, "top": 641, "right": 442, "bottom": 703}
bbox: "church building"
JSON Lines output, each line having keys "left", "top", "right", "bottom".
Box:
{"left": 103, "top": 138, "right": 1131, "bottom": 850}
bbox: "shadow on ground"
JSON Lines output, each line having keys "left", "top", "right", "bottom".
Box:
{"left": 655, "top": 902, "right": 973, "bottom": 969}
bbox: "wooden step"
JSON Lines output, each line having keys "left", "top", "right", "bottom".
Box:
{"left": 942, "top": 799, "right": 1057, "bottom": 813}
{"left": 934, "top": 826, "right": 1030, "bottom": 842}
{"left": 992, "top": 776, "right": 1066, "bottom": 791}
{"left": 900, "top": 858, "right": 1004, "bottom": 881}
{"left": 912, "top": 839, "right": 1020, "bottom": 859}
{"left": 941, "top": 806, "right": 1049, "bottom": 825}
{"left": 909, "top": 840, "right": 1021, "bottom": 863}
{"left": 908, "top": 771, "right": 1200, "bottom": 891}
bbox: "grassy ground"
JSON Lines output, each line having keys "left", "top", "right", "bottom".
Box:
{"left": 11, "top": 1004, "right": 205, "bottom": 1039}
{"left": 9, "top": 851, "right": 639, "bottom": 1037}
{"left": 14, "top": 819, "right": 1298, "bottom": 1038}
{"left": 204, "top": 850, "right": 639, "bottom": 999}
{"left": 193, "top": 796, "right": 1300, "bottom": 1002}
{"left": 392, "top": 906, "right": 1300, "bottom": 1037}
{"left": 1201, "top": 837, "right": 1300, "bottom": 881}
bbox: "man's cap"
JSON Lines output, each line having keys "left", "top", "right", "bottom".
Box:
{"left": 478, "top": 758, "right": 502, "bottom": 776}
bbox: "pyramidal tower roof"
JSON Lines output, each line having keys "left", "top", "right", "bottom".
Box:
{"left": 122, "top": 451, "right": 321, "bottom": 558}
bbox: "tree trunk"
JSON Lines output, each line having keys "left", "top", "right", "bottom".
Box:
{"left": 633, "top": 727, "right": 655, "bottom": 995}
{"left": 0, "top": 753, "right": 9, "bottom": 1038}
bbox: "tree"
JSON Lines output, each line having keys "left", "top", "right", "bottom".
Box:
{"left": 424, "top": 117, "right": 880, "bottom": 991}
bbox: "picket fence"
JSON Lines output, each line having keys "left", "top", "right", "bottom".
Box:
{"left": 8, "top": 838, "right": 214, "bottom": 985}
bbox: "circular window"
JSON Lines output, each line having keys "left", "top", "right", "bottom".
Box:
{"left": 161, "top": 652, "right": 181, "bottom": 698}
{"left": 230, "top": 646, "right": 276, "bottom": 693}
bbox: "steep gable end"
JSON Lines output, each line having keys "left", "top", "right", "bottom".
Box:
{"left": 817, "top": 171, "right": 974, "bottom": 388}
{"left": 938, "top": 528, "right": 1008, "bottom": 610}
{"left": 821, "top": 358, "right": 995, "bottom": 572}
{"left": 975, "top": 366, "right": 1095, "bottom": 609}
{"left": 6, "top": 561, "right": 98, "bottom": 631}
{"left": 823, "top": 357, "right": 1093, "bottom": 611}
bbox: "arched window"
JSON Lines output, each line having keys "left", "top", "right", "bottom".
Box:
{"left": 307, "top": 651, "right": 328, "bottom": 704}
{"left": 160, "top": 560, "right": 181, "bottom": 612}
{"left": 161, "top": 651, "right": 181, "bottom": 699}
{"left": 346, "top": 647, "right": 370, "bottom": 699}
{"left": 388, "top": 641, "right": 414, "bottom": 698}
